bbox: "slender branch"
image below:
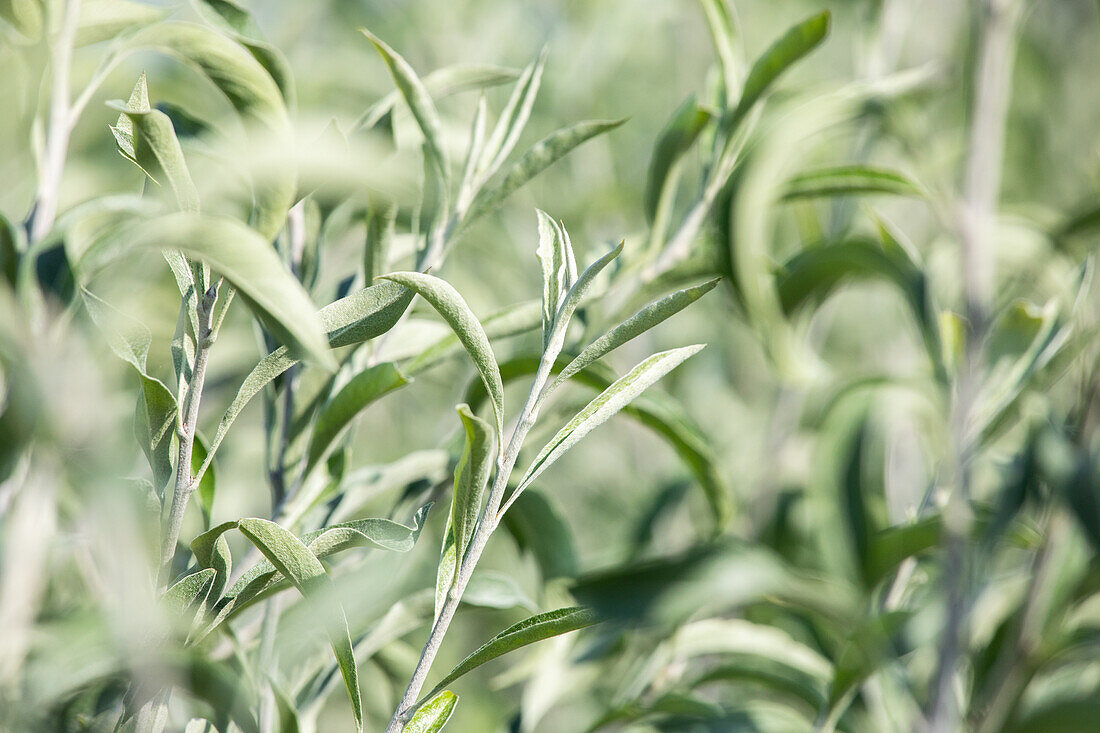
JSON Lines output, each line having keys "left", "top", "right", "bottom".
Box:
{"left": 160, "top": 281, "right": 221, "bottom": 580}
{"left": 26, "top": 0, "right": 82, "bottom": 244}
{"left": 927, "top": 2, "right": 1021, "bottom": 730}
{"left": 384, "top": 349, "right": 558, "bottom": 732}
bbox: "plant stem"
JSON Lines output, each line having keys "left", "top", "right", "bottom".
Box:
{"left": 384, "top": 349, "right": 558, "bottom": 732}
{"left": 927, "top": 2, "right": 1021, "bottom": 730}
{"left": 26, "top": 0, "right": 82, "bottom": 244}
{"left": 160, "top": 281, "right": 220, "bottom": 580}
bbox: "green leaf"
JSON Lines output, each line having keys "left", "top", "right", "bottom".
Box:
{"left": 121, "top": 22, "right": 293, "bottom": 238}
{"left": 195, "top": 281, "right": 414, "bottom": 483}
{"left": 403, "top": 690, "right": 458, "bottom": 733}
{"left": 379, "top": 272, "right": 505, "bottom": 440}
{"left": 781, "top": 165, "right": 923, "bottom": 201}
{"left": 451, "top": 404, "right": 495, "bottom": 559}
{"left": 477, "top": 48, "right": 547, "bottom": 182}
{"left": 305, "top": 362, "right": 410, "bottom": 476}
{"left": 551, "top": 277, "right": 719, "bottom": 393}
{"left": 236, "top": 518, "right": 362, "bottom": 731}
{"left": 190, "top": 520, "right": 234, "bottom": 605}
{"left": 106, "top": 74, "right": 196, "bottom": 211}
{"left": 81, "top": 287, "right": 178, "bottom": 495}
{"left": 540, "top": 240, "right": 624, "bottom": 365}
{"left": 0, "top": 212, "right": 21, "bottom": 287}
{"left": 421, "top": 607, "right": 598, "bottom": 703}
{"left": 192, "top": 432, "right": 216, "bottom": 528}
{"left": 125, "top": 213, "right": 333, "bottom": 369}
{"left": 501, "top": 487, "right": 578, "bottom": 580}
{"left": 776, "top": 237, "right": 940, "bottom": 375}
{"left": 163, "top": 568, "right": 217, "bottom": 619}
{"left": 535, "top": 210, "right": 575, "bottom": 345}
{"left": 728, "top": 11, "right": 831, "bottom": 129}
{"left": 77, "top": 0, "right": 166, "bottom": 47}
{"left": 644, "top": 95, "right": 712, "bottom": 223}
{"left": 697, "top": 0, "right": 744, "bottom": 100}
{"left": 360, "top": 29, "right": 449, "bottom": 186}
{"left": 517, "top": 345, "right": 705, "bottom": 492}
{"left": 434, "top": 520, "right": 457, "bottom": 623}
{"left": 0, "top": 0, "right": 42, "bottom": 41}
{"left": 466, "top": 118, "right": 627, "bottom": 224}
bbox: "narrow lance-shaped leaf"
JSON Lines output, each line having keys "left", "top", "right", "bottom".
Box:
{"left": 451, "top": 405, "right": 494, "bottom": 559}
{"left": 305, "top": 362, "right": 410, "bottom": 476}
{"left": 535, "top": 210, "right": 572, "bottom": 346}
{"left": 121, "top": 22, "right": 293, "bottom": 239}
{"left": 551, "top": 277, "right": 720, "bottom": 393}
{"left": 477, "top": 47, "right": 547, "bottom": 182}
{"left": 420, "top": 607, "right": 599, "bottom": 704}
{"left": 404, "top": 690, "right": 458, "bottom": 733}
{"left": 361, "top": 29, "right": 449, "bottom": 186}
{"left": 644, "top": 95, "right": 712, "bottom": 223}
{"left": 697, "top": 0, "right": 744, "bottom": 99}
{"left": 117, "top": 213, "right": 335, "bottom": 370}
{"left": 81, "top": 288, "right": 178, "bottom": 494}
{"left": 518, "top": 345, "right": 704, "bottom": 492}
{"left": 539, "top": 241, "right": 625, "bottom": 367}
{"left": 163, "top": 568, "right": 217, "bottom": 618}
{"left": 466, "top": 118, "right": 627, "bottom": 225}
{"left": 727, "top": 11, "right": 831, "bottom": 130}
{"left": 378, "top": 272, "right": 505, "bottom": 440}
{"left": 195, "top": 281, "right": 414, "bottom": 483}
{"left": 781, "top": 165, "right": 923, "bottom": 201}
{"left": 236, "top": 519, "right": 362, "bottom": 731}
{"left": 109, "top": 74, "right": 200, "bottom": 213}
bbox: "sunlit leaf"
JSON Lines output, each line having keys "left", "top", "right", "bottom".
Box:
{"left": 403, "top": 690, "right": 458, "bottom": 733}
{"left": 379, "top": 272, "right": 505, "bottom": 439}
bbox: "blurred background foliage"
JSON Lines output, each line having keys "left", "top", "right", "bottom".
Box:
{"left": 3, "top": 0, "right": 1100, "bottom": 731}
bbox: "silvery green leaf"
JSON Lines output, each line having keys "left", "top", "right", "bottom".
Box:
{"left": 361, "top": 29, "right": 449, "bottom": 187}
{"left": 304, "top": 362, "right": 409, "bottom": 476}
{"left": 379, "top": 272, "right": 505, "bottom": 440}
{"left": 451, "top": 404, "right": 494, "bottom": 560}
{"left": 434, "top": 519, "right": 457, "bottom": 623}
{"left": 109, "top": 75, "right": 200, "bottom": 213}
{"left": 456, "top": 95, "right": 488, "bottom": 212}
{"left": 120, "top": 213, "right": 334, "bottom": 370}
{"left": 77, "top": 0, "right": 165, "bottom": 47}
{"left": 195, "top": 281, "right": 414, "bottom": 483}
{"left": 191, "top": 432, "right": 216, "bottom": 529}
{"left": 81, "top": 287, "right": 178, "bottom": 495}
{"left": 121, "top": 22, "right": 293, "bottom": 238}
{"left": 403, "top": 690, "right": 457, "bottom": 733}
{"left": 551, "top": 277, "right": 719, "bottom": 392}
{"left": 501, "top": 487, "right": 578, "bottom": 580}
{"left": 535, "top": 210, "right": 571, "bottom": 346}
{"left": 466, "top": 118, "right": 627, "bottom": 225}
{"left": 726, "top": 11, "right": 831, "bottom": 131}
{"left": 698, "top": 0, "right": 744, "bottom": 99}
{"left": 363, "top": 200, "right": 397, "bottom": 282}
{"left": 477, "top": 47, "right": 547, "bottom": 183}
{"left": 781, "top": 165, "right": 923, "bottom": 200}
{"left": 540, "top": 241, "right": 624, "bottom": 365}
{"left": 644, "top": 95, "right": 712, "bottom": 224}
{"left": 0, "top": 0, "right": 42, "bottom": 40}
{"left": 517, "top": 345, "right": 704, "bottom": 492}
{"left": 163, "top": 567, "right": 217, "bottom": 618}
{"left": 420, "top": 607, "right": 598, "bottom": 703}
{"left": 236, "top": 518, "right": 362, "bottom": 731}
